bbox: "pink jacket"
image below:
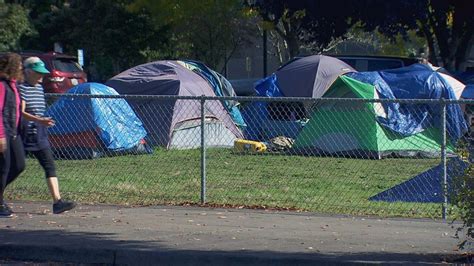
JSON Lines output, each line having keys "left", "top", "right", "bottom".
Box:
{"left": 0, "top": 79, "right": 21, "bottom": 138}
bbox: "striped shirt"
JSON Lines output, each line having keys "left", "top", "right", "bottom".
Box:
{"left": 19, "top": 82, "right": 47, "bottom": 134}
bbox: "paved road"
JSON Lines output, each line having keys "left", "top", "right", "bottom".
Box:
{"left": 0, "top": 201, "right": 469, "bottom": 265}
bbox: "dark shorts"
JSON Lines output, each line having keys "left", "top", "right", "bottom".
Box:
{"left": 22, "top": 123, "right": 50, "bottom": 151}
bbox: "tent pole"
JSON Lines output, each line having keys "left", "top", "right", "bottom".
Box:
{"left": 200, "top": 96, "right": 207, "bottom": 205}
{"left": 441, "top": 98, "right": 448, "bottom": 221}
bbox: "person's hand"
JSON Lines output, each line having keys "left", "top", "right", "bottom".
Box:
{"left": 39, "top": 117, "right": 56, "bottom": 127}
{"left": 0, "top": 137, "right": 6, "bottom": 153}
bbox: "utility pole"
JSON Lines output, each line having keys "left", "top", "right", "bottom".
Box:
{"left": 263, "top": 29, "right": 267, "bottom": 77}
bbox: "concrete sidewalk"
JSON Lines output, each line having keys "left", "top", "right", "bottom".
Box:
{"left": 0, "top": 201, "right": 467, "bottom": 265}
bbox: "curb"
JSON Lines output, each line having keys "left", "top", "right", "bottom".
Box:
{"left": 0, "top": 244, "right": 449, "bottom": 265}
{"left": 0, "top": 244, "right": 338, "bottom": 265}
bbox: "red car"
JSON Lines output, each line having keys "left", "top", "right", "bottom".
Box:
{"left": 19, "top": 51, "right": 87, "bottom": 93}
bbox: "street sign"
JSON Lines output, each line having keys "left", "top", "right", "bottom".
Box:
{"left": 77, "top": 49, "right": 84, "bottom": 66}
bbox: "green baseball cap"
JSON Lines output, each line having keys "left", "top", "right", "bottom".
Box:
{"left": 23, "top": 57, "right": 50, "bottom": 74}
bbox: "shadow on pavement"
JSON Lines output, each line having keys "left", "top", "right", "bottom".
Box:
{"left": 0, "top": 229, "right": 455, "bottom": 265}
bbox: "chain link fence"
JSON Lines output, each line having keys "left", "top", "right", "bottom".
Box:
{"left": 7, "top": 94, "right": 473, "bottom": 218}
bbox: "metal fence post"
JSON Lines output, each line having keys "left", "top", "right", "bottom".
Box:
{"left": 440, "top": 98, "right": 448, "bottom": 220}
{"left": 200, "top": 96, "right": 207, "bottom": 204}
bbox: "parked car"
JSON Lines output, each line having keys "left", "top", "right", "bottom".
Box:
{"left": 456, "top": 70, "right": 474, "bottom": 85}
{"left": 18, "top": 51, "right": 87, "bottom": 93}
{"left": 231, "top": 54, "right": 420, "bottom": 96}
{"left": 229, "top": 78, "right": 259, "bottom": 96}
{"left": 279, "top": 54, "right": 419, "bottom": 72}
{"left": 330, "top": 55, "right": 419, "bottom": 72}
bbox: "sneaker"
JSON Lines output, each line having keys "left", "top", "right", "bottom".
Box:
{"left": 53, "top": 199, "right": 76, "bottom": 214}
{"left": 0, "top": 203, "right": 13, "bottom": 218}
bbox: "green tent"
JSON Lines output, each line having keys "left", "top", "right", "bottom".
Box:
{"left": 293, "top": 76, "right": 452, "bottom": 159}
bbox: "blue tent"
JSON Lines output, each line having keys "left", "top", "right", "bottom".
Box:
{"left": 347, "top": 64, "right": 468, "bottom": 142}
{"left": 46, "top": 82, "right": 149, "bottom": 159}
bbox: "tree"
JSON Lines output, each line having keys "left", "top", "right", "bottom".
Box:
{"left": 129, "top": 0, "right": 257, "bottom": 71}
{"left": 245, "top": 1, "right": 302, "bottom": 61}
{"left": 0, "top": 2, "right": 34, "bottom": 51}
{"left": 360, "top": 0, "right": 474, "bottom": 71}
{"left": 245, "top": 0, "right": 360, "bottom": 61}
{"left": 328, "top": 24, "right": 426, "bottom": 58}
{"left": 451, "top": 163, "right": 474, "bottom": 250}
{"left": 248, "top": 0, "right": 474, "bottom": 72}
{"left": 422, "top": 0, "right": 474, "bottom": 71}
{"left": 20, "top": 0, "right": 170, "bottom": 80}
{"left": 5, "top": 0, "right": 66, "bottom": 19}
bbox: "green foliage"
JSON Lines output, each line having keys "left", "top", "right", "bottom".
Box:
{"left": 0, "top": 3, "right": 34, "bottom": 51}
{"left": 420, "top": 0, "right": 474, "bottom": 70}
{"left": 329, "top": 24, "right": 426, "bottom": 58}
{"left": 359, "top": 0, "right": 474, "bottom": 71}
{"left": 245, "top": 1, "right": 308, "bottom": 60}
{"left": 17, "top": 0, "right": 256, "bottom": 77}
{"left": 448, "top": 140, "right": 474, "bottom": 250}
{"left": 130, "top": 0, "right": 257, "bottom": 71}
{"left": 451, "top": 162, "right": 474, "bottom": 249}
{"left": 377, "top": 31, "right": 426, "bottom": 57}
{"left": 247, "top": 0, "right": 473, "bottom": 71}
{"left": 19, "top": 0, "right": 171, "bottom": 81}
{"left": 246, "top": 1, "right": 364, "bottom": 59}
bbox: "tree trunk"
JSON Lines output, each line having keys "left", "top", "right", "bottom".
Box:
{"left": 285, "top": 34, "right": 300, "bottom": 59}
{"left": 442, "top": 42, "right": 457, "bottom": 72}
{"left": 455, "top": 39, "right": 471, "bottom": 71}
{"left": 420, "top": 23, "right": 439, "bottom": 66}
{"left": 430, "top": 21, "right": 453, "bottom": 70}
{"left": 274, "top": 21, "right": 300, "bottom": 60}
{"left": 426, "top": 0, "right": 474, "bottom": 72}
{"left": 455, "top": 29, "right": 474, "bottom": 71}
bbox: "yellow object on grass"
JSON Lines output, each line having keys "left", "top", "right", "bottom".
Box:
{"left": 234, "top": 139, "right": 267, "bottom": 153}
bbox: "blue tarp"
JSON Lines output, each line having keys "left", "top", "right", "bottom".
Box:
{"left": 46, "top": 82, "right": 147, "bottom": 151}
{"left": 347, "top": 64, "right": 468, "bottom": 141}
{"left": 241, "top": 74, "right": 301, "bottom": 140}
{"left": 241, "top": 76, "right": 268, "bottom": 140}
{"left": 369, "top": 157, "right": 468, "bottom": 203}
{"left": 255, "top": 73, "right": 283, "bottom": 98}
{"left": 462, "top": 84, "right": 474, "bottom": 99}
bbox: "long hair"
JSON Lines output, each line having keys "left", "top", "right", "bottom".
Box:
{"left": 0, "top": 53, "right": 23, "bottom": 82}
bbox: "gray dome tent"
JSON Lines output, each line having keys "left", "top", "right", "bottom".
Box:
{"left": 107, "top": 61, "right": 243, "bottom": 149}
{"left": 242, "top": 55, "right": 356, "bottom": 140}
{"left": 275, "top": 55, "right": 356, "bottom": 98}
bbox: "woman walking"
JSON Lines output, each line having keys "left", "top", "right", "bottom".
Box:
{"left": 0, "top": 53, "right": 26, "bottom": 217}
{"left": 20, "top": 56, "right": 75, "bottom": 214}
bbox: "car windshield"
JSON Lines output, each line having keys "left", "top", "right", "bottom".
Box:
{"left": 52, "top": 58, "right": 83, "bottom": 73}
{"left": 367, "top": 59, "right": 403, "bottom": 71}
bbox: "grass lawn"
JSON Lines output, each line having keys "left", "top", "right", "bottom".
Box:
{"left": 7, "top": 148, "right": 444, "bottom": 218}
